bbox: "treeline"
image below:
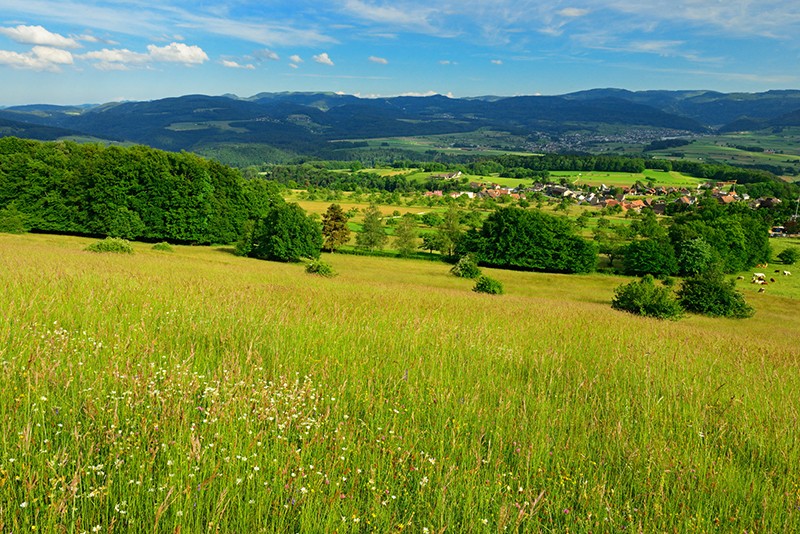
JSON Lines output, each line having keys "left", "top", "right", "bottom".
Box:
{"left": 0, "top": 137, "right": 282, "bottom": 244}
{"left": 595, "top": 204, "right": 772, "bottom": 277}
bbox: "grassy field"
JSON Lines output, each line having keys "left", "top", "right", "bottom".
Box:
{"left": 645, "top": 132, "right": 800, "bottom": 178}
{"left": 1, "top": 233, "right": 799, "bottom": 532}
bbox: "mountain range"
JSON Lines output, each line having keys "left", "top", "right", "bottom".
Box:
{"left": 2, "top": 89, "right": 800, "bottom": 162}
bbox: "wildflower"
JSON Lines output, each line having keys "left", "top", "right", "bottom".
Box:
{"left": 20, "top": 501, "right": 28, "bottom": 508}
{"left": 481, "top": 518, "right": 489, "bottom": 525}
{"left": 91, "top": 526, "right": 102, "bottom": 533}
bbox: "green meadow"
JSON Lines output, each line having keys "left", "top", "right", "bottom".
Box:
{"left": 1, "top": 233, "right": 799, "bottom": 532}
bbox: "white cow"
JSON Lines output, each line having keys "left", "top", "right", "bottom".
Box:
{"left": 784, "top": 270, "right": 792, "bottom": 276}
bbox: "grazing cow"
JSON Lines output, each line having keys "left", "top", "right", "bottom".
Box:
{"left": 758, "top": 287, "right": 766, "bottom": 293}
{"left": 775, "top": 269, "right": 781, "bottom": 273}
{"left": 753, "top": 272, "right": 766, "bottom": 280}
{"left": 784, "top": 271, "right": 792, "bottom": 276}
{"left": 770, "top": 278, "right": 776, "bottom": 283}
{"left": 736, "top": 276, "right": 745, "bottom": 280}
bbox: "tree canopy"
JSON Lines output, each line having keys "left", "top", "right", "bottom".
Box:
{"left": 0, "top": 137, "right": 282, "bottom": 244}
{"left": 463, "top": 207, "right": 597, "bottom": 273}
{"left": 246, "top": 203, "right": 322, "bottom": 262}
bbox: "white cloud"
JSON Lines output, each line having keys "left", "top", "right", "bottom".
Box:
{"left": 368, "top": 55, "right": 388, "bottom": 64}
{"left": 81, "top": 48, "right": 148, "bottom": 64}
{"left": 342, "top": 0, "right": 438, "bottom": 30}
{"left": 0, "top": 24, "right": 79, "bottom": 48}
{"left": 289, "top": 54, "right": 303, "bottom": 64}
{"left": 491, "top": 59, "right": 503, "bottom": 65}
{"left": 313, "top": 52, "right": 334, "bottom": 66}
{"left": 222, "top": 59, "right": 255, "bottom": 70}
{"left": 557, "top": 8, "right": 590, "bottom": 18}
{"left": 0, "top": 45, "right": 73, "bottom": 71}
{"left": 289, "top": 63, "right": 299, "bottom": 69}
{"left": 79, "top": 42, "right": 208, "bottom": 70}
{"left": 254, "top": 49, "right": 280, "bottom": 61}
{"left": 146, "top": 42, "right": 208, "bottom": 65}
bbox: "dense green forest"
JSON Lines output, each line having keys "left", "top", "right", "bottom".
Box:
{"left": 0, "top": 137, "right": 282, "bottom": 244}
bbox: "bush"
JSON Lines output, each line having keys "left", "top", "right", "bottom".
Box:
{"left": 473, "top": 275, "right": 504, "bottom": 295}
{"left": 305, "top": 260, "right": 336, "bottom": 277}
{"left": 777, "top": 247, "right": 799, "bottom": 265}
{"left": 85, "top": 237, "right": 134, "bottom": 254}
{"left": 450, "top": 255, "right": 481, "bottom": 279}
{"left": 611, "top": 275, "right": 683, "bottom": 320}
{"left": 677, "top": 270, "right": 754, "bottom": 319}
{"left": 151, "top": 242, "right": 174, "bottom": 252}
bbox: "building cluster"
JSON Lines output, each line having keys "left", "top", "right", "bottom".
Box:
{"left": 424, "top": 178, "right": 784, "bottom": 215}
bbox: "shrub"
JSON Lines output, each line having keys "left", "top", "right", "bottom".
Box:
{"left": 677, "top": 270, "right": 754, "bottom": 319}
{"left": 305, "top": 260, "right": 336, "bottom": 277}
{"left": 611, "top": 275, "right": 683, "bottom": 320}
{"left": 151, "top": 242, "right": 174, "bottom": 252}
{"left": 450, "top": 255, "right": 481, "bottom": 279}
{"left": 777, "top": 247, "right": 799, "bottom": 265}
{"left": 85, "top": 237, "right": 134, "bottom": 254}
{"left": 473, "top": 275, "right": 504, "bottom": 295}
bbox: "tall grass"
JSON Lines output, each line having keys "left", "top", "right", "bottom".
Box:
{"left": 1, "top": 233, "right": 799, "bottom": 532}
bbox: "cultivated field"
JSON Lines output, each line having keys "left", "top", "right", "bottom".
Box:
{"left": 1, "top": 234, "right": 799, "bottom": 532}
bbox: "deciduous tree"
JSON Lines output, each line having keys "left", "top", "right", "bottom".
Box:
{"left": 321, "top": 203, "right": 350, "bottom": 252}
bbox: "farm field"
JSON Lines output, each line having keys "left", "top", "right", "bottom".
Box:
{"left": 348, "top": 168, "right": 706, "bottom": 190}
{"left": 646, "top": 131, "right": 800, "bottom": 177}
{"left": 1, "top": 233, "right": 799, "bottom": 532}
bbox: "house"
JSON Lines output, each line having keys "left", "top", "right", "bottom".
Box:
{"left": 436, "top": 171, "right": 463, "bottom": 180}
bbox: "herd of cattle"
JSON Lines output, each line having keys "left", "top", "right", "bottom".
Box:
{"left": 743, "top": 270, "right": 792, "bottom": 293}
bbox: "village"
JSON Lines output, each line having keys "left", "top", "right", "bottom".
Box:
{"left": 423, "top": 171, "right": 785, "bottom": 216}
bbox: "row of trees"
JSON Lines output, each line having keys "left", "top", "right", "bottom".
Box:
{"left": 0, "top": 137, "right": 283, "bottom": 244}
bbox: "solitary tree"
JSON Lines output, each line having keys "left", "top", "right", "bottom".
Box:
{"left": 247, "top": 203, "right": 322, "bottom": 262}
{"left": 393, "top": 213, "right": 418, "bottom": 257}
{"left": 321, "top": 203, "right": 350, "bottom": 252}
{"left": 356, "top": 204, "right": 387, "bottom": 252}
{"left": 437, "top": 204, "right": 462, "bottom": 257}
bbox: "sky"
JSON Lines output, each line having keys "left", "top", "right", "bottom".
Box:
{"left": 1, "top": 0, "right": 799, "bottom": 106}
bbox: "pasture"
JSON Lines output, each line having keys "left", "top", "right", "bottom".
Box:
{"left": 1, "top": 233, "right": 799, "bottom": 532}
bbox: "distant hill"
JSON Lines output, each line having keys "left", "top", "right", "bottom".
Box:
{"left": 4, "top": 89, "right": 800, "bottom": 161}
{"left": 0, "top": 115, "right": 84, "bottom": 140}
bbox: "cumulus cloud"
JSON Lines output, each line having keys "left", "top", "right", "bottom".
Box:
{"left": 289, "top": 54, "right": 303, "bottom": 64}
{"left": 0, "top": 45, "right": 73, "bottom": 71}
{"left": 82, "top": 48, "right": 148, "bottom": 64}
{"left": 368, "top": 55, "right": 388, "bottom": 64}
{"left": 0, "top": 24, "right": 79, "bottom": 48}
{"left": 79, "top": 42, "right": 208, "bottom": 70}
{"left": 222, "top": 59, "right": 255, "bottom": 69}
{"left": 147, "top": 42, "right": 208, "bottom": 64}
{"left": 254, "top": 49, "right": 280, "bottom": 61}
{"left": 313, "top": 52, "right": 334, "bottom": 65}
{"left": 491, "top": 59, "right": 503, "bottom": 65}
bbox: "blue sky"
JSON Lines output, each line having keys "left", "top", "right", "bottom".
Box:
{"left": 1, "top": 0, "right": 799, "bottom": 105}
